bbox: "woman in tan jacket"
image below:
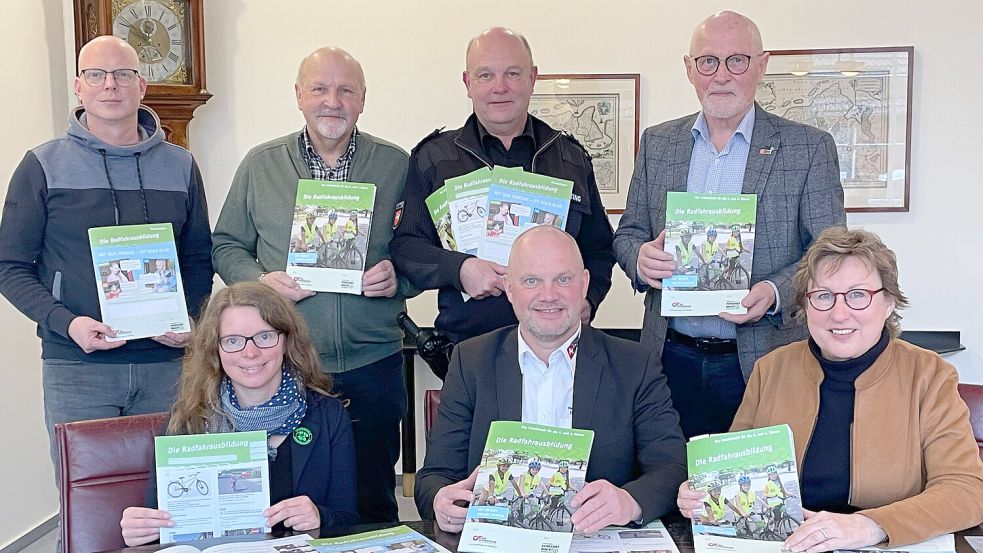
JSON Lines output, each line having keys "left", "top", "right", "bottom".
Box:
{"left": 677, "top": 227, "right": 983, "bottom": 551}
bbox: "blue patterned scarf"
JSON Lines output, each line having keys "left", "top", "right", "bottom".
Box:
{"left": 219, "top": 367, "right": 307, "bottom": 458}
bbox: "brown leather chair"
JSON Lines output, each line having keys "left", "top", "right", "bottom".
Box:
{"left": 957, "top": 383, "right": 983, "bottom": 461}
{"left": 424, "top": 389, "right": 441, "bottom": 438}
{"left": 56, "top": 412, "right": 168, "bottom": 553}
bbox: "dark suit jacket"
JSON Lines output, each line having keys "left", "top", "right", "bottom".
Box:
{"left": 613, "top": 104, "right": 847, "bottom": 379}
{"left": 147, "top": 392, "right": 359, "bottom": 530}
{"left": 414, "top": 324, "right": 687, "bottom": 524}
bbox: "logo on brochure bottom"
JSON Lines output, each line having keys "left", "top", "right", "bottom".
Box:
{"left": 293, "top": 426, "right": 313, "bottom": 445}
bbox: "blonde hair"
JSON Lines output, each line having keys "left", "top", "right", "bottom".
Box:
{"left": 793, "top": 227, "right": 908, "bottom": 337}
{"left": 167, "top": 282, "right": 332, "bottom": 435}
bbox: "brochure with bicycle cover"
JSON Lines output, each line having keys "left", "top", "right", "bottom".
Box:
{"left": 687, "top": 424, "right": 803, "bottom": 553}
{"left": 444, "top": 167, "right": 493, "bottom": 256}
{"left": 88, "top": 223, "right": 191, "bottom": 341}
{"left": 661, "top": 191, "right": 757, "bottom": 317}
{"left": 155, "top": 431, "right": 271, "bottom": 544}
{"left": 286, "top": 179, "right": 376, "bottom": 294}
{"left": 460, "top": 421, "right": 594, "bottom": 553}
{"left": 308, "top": 525, "right": 451, "bottom": 552}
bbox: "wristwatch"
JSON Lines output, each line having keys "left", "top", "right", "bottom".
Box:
{"left": 257, "top": 272, "right": 268, "bottom": 282}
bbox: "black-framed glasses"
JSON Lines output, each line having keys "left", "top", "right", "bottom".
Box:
{"left": 805, "top": 288, "right": 885, "bottom": 311}
{"left": 691, "top": 54, "right": 758, "bottom": 76}
{"left": 79, "top": 68, "right": 140, "bottom": 87}
{"left": 219, "top": 331, "right": 281, "bottom": 353}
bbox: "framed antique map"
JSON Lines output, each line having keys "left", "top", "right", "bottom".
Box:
{"left": 531, "top": 74, "right": 640, "bottom": 213}
{"left": 758, "top": 47, "right": 913, "bottom": 212}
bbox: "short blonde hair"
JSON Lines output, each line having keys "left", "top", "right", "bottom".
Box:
{"left": 793, "top": 227, "right": 909, "bottom": 337}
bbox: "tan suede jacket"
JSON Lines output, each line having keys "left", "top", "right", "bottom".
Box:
{"left": 732, "top": 338, "right": 983, "bottom": 547}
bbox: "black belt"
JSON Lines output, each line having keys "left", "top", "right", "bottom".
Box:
{"left": 666, "top": 327, "right": 738, "bottom": 354}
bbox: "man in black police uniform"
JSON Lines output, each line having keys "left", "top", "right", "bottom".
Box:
{"left": 389, "top": 26, "right": 615, "bottom": 344}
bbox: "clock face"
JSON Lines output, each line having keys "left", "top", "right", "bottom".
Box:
{"left": 111, "top": 0, "right": 189, "bottom": 84}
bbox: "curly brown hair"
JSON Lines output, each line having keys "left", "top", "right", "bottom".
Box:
{"left": 167, "top": 282, "right": 332, "bottom": 435}
{"left": 792, "top": 227, "right": 909, "bottom": 338}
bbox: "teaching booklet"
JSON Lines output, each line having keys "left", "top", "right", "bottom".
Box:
{"left": 687, "top": 424, "right": 804, "bottom": 553}
{"left": 661, "top": 191, "right": 758, "bottom": 317}
{"left": 425, "top": 166, "right": 574, "bottom": 263}
{"left": 308, "top": 525, "right": 452, "bottom": 552}
{"left": 459, "top": 421, "right": 595, "bottom": 553}
{"left": 87, "top": 223, "right": 190, "bottom": 341}
{"left": 155, "top": 431, "right": 271, "bottom": 544}
{"left": 569, "top": 519, "right": 681, "bottom": 553}
{"left": 480, "top": 168, "right": 574, "bottom": 265}
{"left": 286, "top": 179, "right": 376, "bottom": 294}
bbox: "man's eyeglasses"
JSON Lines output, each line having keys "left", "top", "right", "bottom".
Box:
{"left": 805, "top": 288, "right": 885, "bottom": 311}
{"left": 219, "top": 331, "right": 281, "bottom": 353}
{"left": 79, "top": 68, "right": 140, "bottom": 87}
{"left": 691, "top": 54, "right": 759, "bottom": 76}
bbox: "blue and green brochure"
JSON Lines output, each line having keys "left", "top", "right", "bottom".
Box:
{"left": 88, "top": 223, "right": 190, "bottom": 340}
{"left": 480, "top": 167, "right": 574, "bottom": 265}
{"left": 459, "top": 421, "right": 595, "bottom": 553}
{"left": 662, "top": 191, "right": 757, "bottom": 317}
{"left": 687, "top": 424, "right": 803, "bottom": 553}
{"left": 154, "top": 431, "right": 271, "bottom": 544}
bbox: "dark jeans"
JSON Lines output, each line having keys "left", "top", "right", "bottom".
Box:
{"left": 661, "top": 335, "right": 745, "bottom": 438}
{"left": 332, "top": 352, "right": 407, "bottom": 523}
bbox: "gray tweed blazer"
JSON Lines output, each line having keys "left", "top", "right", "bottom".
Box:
{"left": 613, "top": 104, "right": 846, "bottom": 380}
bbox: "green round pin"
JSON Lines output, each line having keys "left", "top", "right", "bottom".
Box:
{"left": 293, "top": 426, "right": 313, "bottom": 445}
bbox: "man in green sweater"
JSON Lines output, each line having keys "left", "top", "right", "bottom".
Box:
{"left": 212, "top": 46, "right": 412, "bottom": 522}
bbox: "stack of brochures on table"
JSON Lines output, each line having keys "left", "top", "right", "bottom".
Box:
{"left": 459, "top": 420, "right": 594, "bottom": 553}
{"left": 162, "top": 534, "right": 315, "bottom": 553}
{"left": 661, "top": 191, "right": 758, "bottom": 317}
{"left": 425, "top": 166, "right": 574, "bottom": 270}
{"left": 286, "top": 179, "right": 377, "bottom": 294}
{"left": 687, "top": 424, "right": 804, "bottom": 553}
{"left": 570, "top": 519, "right": 680, "bottom": 553}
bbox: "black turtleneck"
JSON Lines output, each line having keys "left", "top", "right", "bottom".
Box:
{"left": 800, "top": 328, "right": 890, "bottom": 513}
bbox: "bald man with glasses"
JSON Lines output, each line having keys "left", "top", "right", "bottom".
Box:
{"left": 613, "top": 11, "right": 846, "bottom": 438}
{"left": 0, "top": 35, "right": 213, "bottom": 501}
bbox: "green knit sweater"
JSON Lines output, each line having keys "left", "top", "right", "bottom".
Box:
{"left": 212, "top": 129, "right": 413, "bottom": 372}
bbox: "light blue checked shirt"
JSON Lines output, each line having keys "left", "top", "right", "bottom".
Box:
{"left": 672, "top": 108, "right": 767, "bottom": 339}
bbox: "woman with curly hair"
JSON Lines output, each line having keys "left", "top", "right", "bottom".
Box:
{"left": 121, "top": 282, "right": 358, "bottom": 545}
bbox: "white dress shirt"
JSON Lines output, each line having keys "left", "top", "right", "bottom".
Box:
{"left": 518, "top": 327, "right": 580, "bottom": 428}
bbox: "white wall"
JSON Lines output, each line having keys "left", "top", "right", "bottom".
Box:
{"left": 3, "top": 0, "right": 982, "bottom": 546}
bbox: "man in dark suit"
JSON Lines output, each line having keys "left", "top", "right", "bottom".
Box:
{"left": 613, "top": 11, "right": 846, "bottom": 438}
{"left": 416, "top": 226, "right": 686, "bottom": 534}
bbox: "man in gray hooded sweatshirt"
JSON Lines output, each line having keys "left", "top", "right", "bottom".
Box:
{"left": 0, "top": 36, "right": 213, "bottom": 484}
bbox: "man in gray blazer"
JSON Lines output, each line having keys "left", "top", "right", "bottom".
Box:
{"left": 417, "top": 226, "right": 686, "bottom": 534}
{"left": 613, "top": 11, "right": 845, "bottom": 438}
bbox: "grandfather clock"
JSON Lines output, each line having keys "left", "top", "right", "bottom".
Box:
{"left": 73, "top": 0, "right": 211, "bottom": 149}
